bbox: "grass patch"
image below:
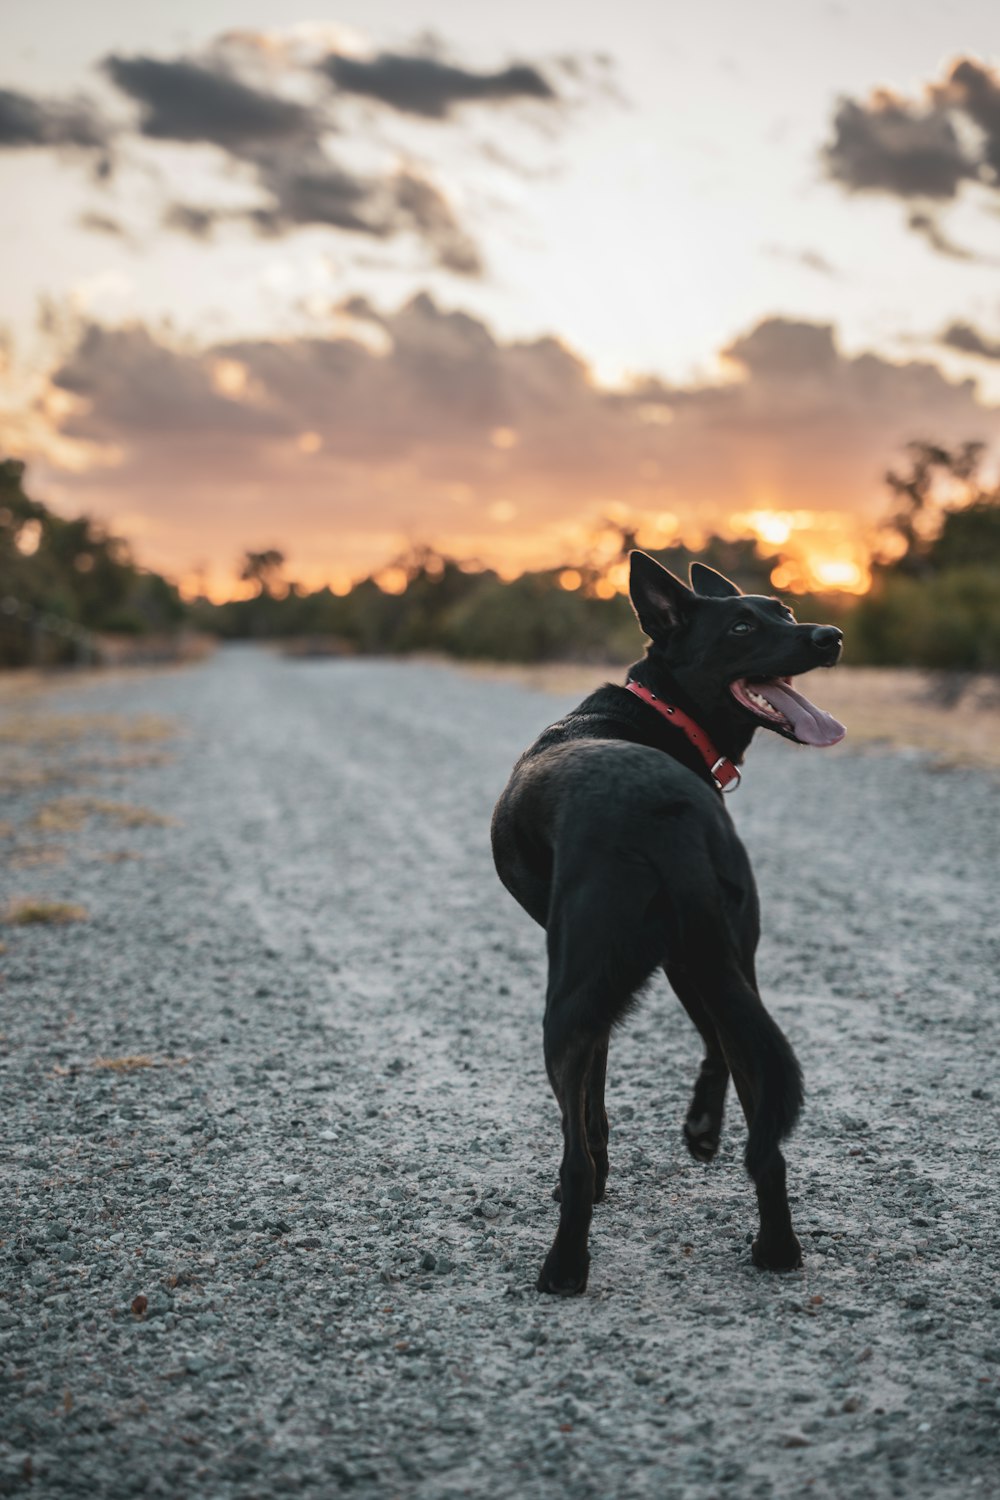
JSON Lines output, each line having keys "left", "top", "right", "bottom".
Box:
{"left": 31, "top": 797, "right": 176, "bottom": 832}
{"left": 3, "top": 898, "right": 88, "bottom": 925}
{"left": 8, "top": 846, "right": 68, "bottom": 868}
{"left": 51, "top": 1054, "right": 190, "bottom": 1076}
{"left": 0, "top": 712, "right": 177, "bottom": 747}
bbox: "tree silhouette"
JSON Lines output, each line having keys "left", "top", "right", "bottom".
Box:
{"left": 239, "top": 549, "right": 285, "bottom": 598}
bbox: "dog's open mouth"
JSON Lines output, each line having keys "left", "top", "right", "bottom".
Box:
{"left": 730, "top": 676, "right": 846, "bottom": 747}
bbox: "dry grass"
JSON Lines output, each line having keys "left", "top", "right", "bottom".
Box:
{"left": 456, "top": 663, "right": 1000, "bottom": 772}
{"left": 31, "top": 797, "right": 177, "bottom": 832}
{"left": 0, "top": 764, "right": 91, "bottom": 792}
{"left": 91, "top": 1054, "right": 156, "bottom": 1072}
{"left": 51, "top": 1054, "right": 190, "bottom": 1076}
{"left": 8, "top": 846, "right": 68, "bottom": 869}
{"left": 0, "top": 712, "right": 176, "bottom": 747}
{"left": 3, "top": 898, "right": 88, "bottom": 925}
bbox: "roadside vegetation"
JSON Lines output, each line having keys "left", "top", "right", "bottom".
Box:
{"left": 3, "top": 443, "right": 999, "bottom": 670}
{"left": 0, "top": 458, "right": 185, "bottom": 668}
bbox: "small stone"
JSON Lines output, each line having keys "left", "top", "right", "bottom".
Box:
{"left": 420, "top": 1251, "right": 437, "bottom": 1272}
{"left": 778, "top": 1431, "right": 812, "bottom": 1449}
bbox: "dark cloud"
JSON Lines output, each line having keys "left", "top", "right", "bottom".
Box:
{"left": 97, "top": 48, "right": 482, "bottom": 273}
{"left": 823, "top": 59, "right": 1000, "bottom": 260}
{"left": 722, "top": 319, "right": 839, "bottom": 377}
{"left": 935, "top": 58, "right": 1000, "bottom": 178}
{"left": 939, "top": 321, "right": 1000, "bottom": 361}
{"left": 101, "top": 53, "right": 321, "bottom": 152}
{"left": 0, "top": 86, "right": 108, "bottom": 150}
{"left": 52, "top": 322, "right": 290, "bottom": 438}
{"left": 321, "top": 51, "right": 556, "bottom": 119}
{"left": 162, "top": 157, "right": 482, "bottom": 274}
{"left": 2, "top": 34, "right": 571, "bottom": 272}
{"left": 823, "top": 90, "right": 976, "bottom": 199}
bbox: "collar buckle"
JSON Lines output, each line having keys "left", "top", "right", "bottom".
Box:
{"left": 711, "top": 757, "right": 742, "bottom": 794}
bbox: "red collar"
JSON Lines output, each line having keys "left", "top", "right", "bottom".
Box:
{"left": 625, "top": 681, "right": 742, "bottom": 793}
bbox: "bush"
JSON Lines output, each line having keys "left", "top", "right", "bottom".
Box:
{"left": 849, "top": 568, "right": 1000, "bottom": 670}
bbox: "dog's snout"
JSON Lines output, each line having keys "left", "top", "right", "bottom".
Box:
{"left": 811, "top": 625, "right": 843, "bottom": 660}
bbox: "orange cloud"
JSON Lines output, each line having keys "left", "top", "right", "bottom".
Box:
{"left": 17, "top": 294, "right": 1000, "bottom": 593}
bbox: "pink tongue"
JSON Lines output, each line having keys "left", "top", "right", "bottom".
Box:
{"left": 760, "top": 680, "right": 846, "bottom": 747}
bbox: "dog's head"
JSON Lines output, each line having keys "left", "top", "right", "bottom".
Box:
{"left": 629, "top": 550, "right": 845, "bottom": 749}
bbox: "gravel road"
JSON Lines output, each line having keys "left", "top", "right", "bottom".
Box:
{"left": 1, "top": 647, "right": 998, "bottom": 1498}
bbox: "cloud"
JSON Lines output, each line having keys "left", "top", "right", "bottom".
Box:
{"left": 38, "top": 298, "right": 1000, "bottom": 584}
{"left": 823, "top": 90, "right": 976, "bottom": 199}
{"left": 163, "top": 161, "right": 481, "bottom": 274}
{"left": 0, "top": 86, "right": 108, "bottom": 151}
{"left": 939, "top": 320, "right": 1000, "bottom": 361}
{"left": 763, "top": 245, "right": 838, "bottom": 276}
{"left": 906, "top": 210, "right": 989, "bottom": 262}
{"left": 101, "top": 53, "right": 321, "bottom": 152}
{"left": 78, "top": 211, "right": 130, "bottom": 241}
{"left": 823, "top": 58, "right": 1000, "bottom": 260}
{"left": 1, "top": 32, "right": 575, "bottom": 273}
{"left": 96, "top": 47, "right": 482, "bottom": 273}
{"left": 320, "top": 50, "right": 556, "bottom": 118}
{"left": 935, "top": 57, "right": 1000, "bottom": 178}
{"left": 53, "top": 322, "right": 289, "bottom": 437}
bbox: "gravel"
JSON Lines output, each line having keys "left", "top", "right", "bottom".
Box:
{"left": 1, "top": 647, "right": 998, "bottom": 1497}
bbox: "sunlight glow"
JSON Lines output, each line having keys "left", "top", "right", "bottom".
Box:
{"left": 375, "top": 566, "right": 409, "bottom": 595}
{"left": 211, "top": 360, "right": 250, "bottom": 399}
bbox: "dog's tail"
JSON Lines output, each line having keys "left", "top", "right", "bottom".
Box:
{"left": 663, "top": 863, "right": 803, "bottom": 1179}
{"left": 732, "top": 1000, "right": 803, "bottom": 1179}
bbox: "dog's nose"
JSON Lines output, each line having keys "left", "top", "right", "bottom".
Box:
{"left": 811, "top": 625, "right": 843, "bottom": 660}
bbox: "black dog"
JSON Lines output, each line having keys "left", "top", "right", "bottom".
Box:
{"left": 491, "top": 551, "right": 845, "bottom": 1295}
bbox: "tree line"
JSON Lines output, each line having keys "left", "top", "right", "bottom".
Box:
{"left": 2, "top": 444, "right": 999, "bottom": 671}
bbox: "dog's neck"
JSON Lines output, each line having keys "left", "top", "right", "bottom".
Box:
{"left": 626, "top": 657, "right": 757, "bottom": 763}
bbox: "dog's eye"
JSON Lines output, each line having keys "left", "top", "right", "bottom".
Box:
{"left": 730, "top": 620, "right": 754, "bottom": 635}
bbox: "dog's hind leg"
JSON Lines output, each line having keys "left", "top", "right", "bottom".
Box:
{"left": 667, "top": 966, "right": 729, "bottom": 1163}
{"left": 538, "top": 1008, "right": 599, "bottom": 1296}
{"left": 727, "top": 1061, "right": 802, "bottom": 1271}
{"left": 683, "top": 951, "right": 803, "bottom": 1271}
{"left": 551, "top": 1035, "right": 610, "bottom": 1205}
{"left": 587, "top": 1038, "right": 611, "bottom": 1200}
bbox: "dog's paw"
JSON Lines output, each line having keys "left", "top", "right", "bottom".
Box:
{"left": 537, "top": 1249, "right": 590, "bottom": 1296}
{"left": 683, "top": 1109, "right": 721, "bottom": 1163}
{"left": 751, "top": 1233, "right": 803, "bottom": 1272}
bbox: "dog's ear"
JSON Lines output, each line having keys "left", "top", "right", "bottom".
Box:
{"left": 689, "top": 561, "right": 743, "bottom": 599}
{"left": 629, "top": 550, "right": 694, "bottom": 639}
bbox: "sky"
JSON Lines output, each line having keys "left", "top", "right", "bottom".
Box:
{"left": 2, "top": 0, "right": 1000, "bottom": 597}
